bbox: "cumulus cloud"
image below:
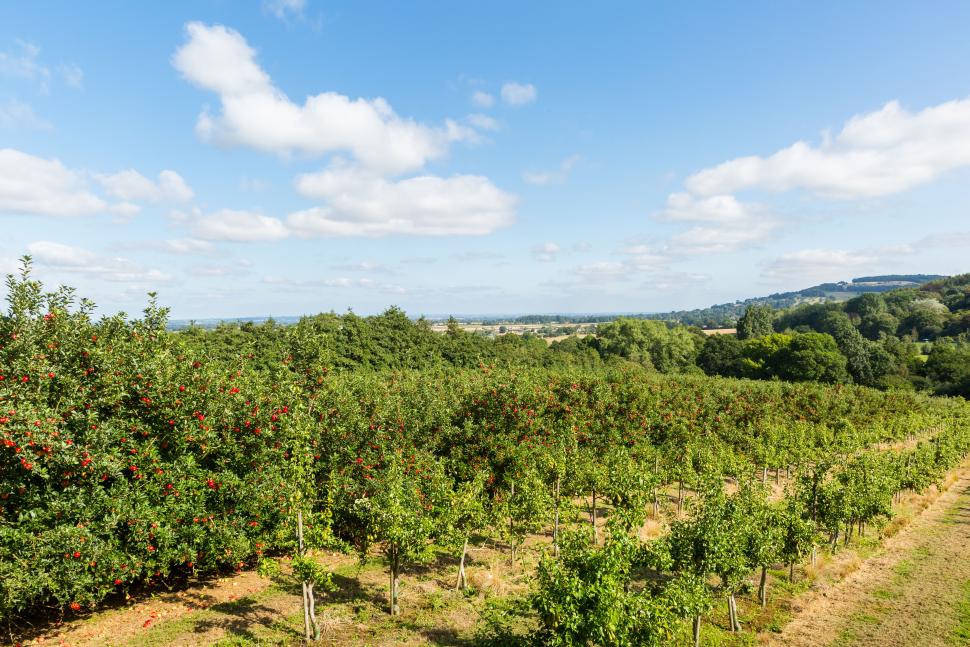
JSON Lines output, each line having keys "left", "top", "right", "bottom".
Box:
{"left": 532, "top": 242, "right": 560, "bottom": 262}
{"left": 0, "top": 148, "right": 106, "bottom": 216}
{"left": 501, "top": 82, "right": 536, "bottom": 106}
{"left": 657, "top": 192, "right": 755, "bottom": 223}
{"left": 27, "top": 241, "right": 171, "bottom": 283}
{"left": 172, "top": 22, "right": 475, "bottom": 174}
{"left": 686, "top": 97, "right": 970, "bottom": 199}
{"left": 471, "top": 90, "right": 494, "bottom": 108}
{"left": 668, "top": 218, "right": 779, "bottom": 255}
{"left": 650, "top": 191, "right": 777, "bottom": 255}
{"left": 522, "top": 154, "right": 579, "bottom": 186}
{"left": 192, "top": 209, "right": 289, "bottom": 242}
{"left": 289, "top": 164, "right": 516, "bottom": 236}
{"left": 96, "top": 169, "right": 194, "bottom": 203}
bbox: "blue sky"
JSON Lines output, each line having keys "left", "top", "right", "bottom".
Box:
{"left": 2, "top": 1, "right": 970, "bottom": 319}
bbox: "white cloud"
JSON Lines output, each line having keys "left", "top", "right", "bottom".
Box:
{"left": 501, "top": 82, "right": 536, "bottom": 106}
{"left": 109, "top": 202, "right": 142, "bottom": 222}
{"left": 263, "top": 0, "right": 306, "bottom": 19}
{"left": 686, "top": 97, "right": 970, "bottom": 199}
{"left": 289, "top": 163, "right": 516, "bottom": 236}
{"left": 657, "top": 192, "right": 754, "bottom": 223}
{"left": 651, "top": 191, "right": 776, "bottom": 256}
{"left": 59, "top": 63, "right": 84, "bottom": 89}
{"left": 96, "top": 169, "right": 194, "bottom": 203}
{"left": 192, "top": 209, "right": 289, "bottom": 242}
{"left": 763, "top": 249, "right": 880, "bottom": 283}
{"left": 467, "top": 113, "right": 500, "bottom": 132}
{"left": 532, "top": 242, "right": 560, "bottom": 262}
{"left": 0, "top": 148, "right": 106, "bottom": 216}
{"left": 0, "top": 40, "right": 50, "bottom": 88}
{"left": 0, "top": 100, "right": 51, "bottom": 130}
{"left": 159, "top": 238, "right": 216, "bottom": 254}
{"left": 522, "top": 154, "right": 579, "bottom": 186}
{"left": 173, "top": 22, "right": 473, "bottom": 174}
{"left": 471, "top": 90, "right": 494, "bottom": 108}
{"left": 27, "top": 241, "right": 171, "bottom": 283}
{"left": 624, "top": 251, "right": 669, "bottom": 271}
{"left": 668, "top": 218, "right": 779, "bottom": 255}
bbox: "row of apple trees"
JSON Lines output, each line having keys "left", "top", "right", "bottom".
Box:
{"left": 3, "top": 262, "right": 969, "bottom": 646}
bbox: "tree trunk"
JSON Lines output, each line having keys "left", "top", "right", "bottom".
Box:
{"left": 553, "top": 476, "right": 561, "bottom": 557}
{"left": 591, "top": 489, "right": 598, "bottom": 544}
{"left": 307, "top": 581, "right": 320, "bottom": 640}
{"left": 297, "top": 511, "right": 314, "bottom": 641}
{"left": 775, "top": 467, "right": 780, "bottom": 485}
{"left": 693, "top": 615, "right": 701, "bottom": 647}
{"left": 728, "top": 593, "right": 741, "bottom": 632}
{"left": 762, "top": 465, "right": 768, "bottom": 484}
{"left": 456, "top": 536, "right": 468, "bottom": 590}
{"left": 301, "top": 581, "right": 311, "bottom": 640}
{"left": 677, "top": 479, "right": 684, "bottom": 514}
{"left": 811, "top": 545, "right": 817, "bottom": 566}
{"left": 390, "top": 551, "right": 400, "bottom": 616}
{"left": 508, "top": 481, "right": 516, "bottom": 564}
{"left": 759, "top": 566, "right": 768, "bottom": 607}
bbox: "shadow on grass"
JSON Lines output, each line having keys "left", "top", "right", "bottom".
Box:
{"left": 186, "top": 594, "right": 303, "bottom": 643}
{"left": 5, "top": 568, "right": 251, "bottom": 646}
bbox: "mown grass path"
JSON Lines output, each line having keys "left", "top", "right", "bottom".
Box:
{"left": 771, "top": 468, "right": 970, "bottom": 647}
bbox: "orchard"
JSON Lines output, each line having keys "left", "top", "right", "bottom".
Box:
{"left": 2, "top": 259, "right": 970, "bottom": 645}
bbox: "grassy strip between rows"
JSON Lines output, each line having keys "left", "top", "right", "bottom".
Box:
{"left": 952, "top": 581, "right": 970, "bottom": 645}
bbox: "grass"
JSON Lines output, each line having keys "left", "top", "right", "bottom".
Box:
{"left": 126, "top": 584, "right": 299, "bottom": 647}
{"left": 950, "top": 580, "right": 970, "bottom": 645}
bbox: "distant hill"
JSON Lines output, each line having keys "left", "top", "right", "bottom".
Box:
{"left": 485, "top": 274, "right": 948, "bottom": 328}
{"left": 633, "top": 274, "right": 947, "bottom": 328}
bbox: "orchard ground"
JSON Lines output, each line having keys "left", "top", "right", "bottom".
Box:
{"left": 17, "top": 460, "right": 970, "bottom": 647}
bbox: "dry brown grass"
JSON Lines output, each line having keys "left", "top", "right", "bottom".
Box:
{"left": 770, "top": 463, "right": 970, "bottom": 647}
